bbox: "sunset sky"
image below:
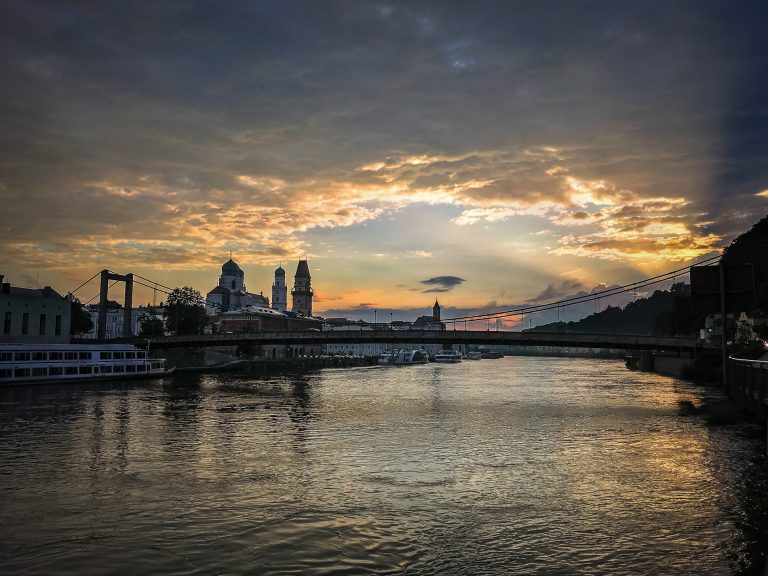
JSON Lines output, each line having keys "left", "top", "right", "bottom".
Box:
{"left": 1, "top": 1, "right": 767, "bottom": 324}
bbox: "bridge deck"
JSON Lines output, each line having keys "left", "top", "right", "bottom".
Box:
{"left": 127, "top": 330, "right": 702, "bottom": 352}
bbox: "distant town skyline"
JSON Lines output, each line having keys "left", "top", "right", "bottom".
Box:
{"left": 1, "top": 1, "right": 767, "bottom": 320}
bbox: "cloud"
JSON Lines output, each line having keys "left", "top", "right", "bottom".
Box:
{"left": 527, "top": 280, "right": 584, "bottom": 303}
{"left": 420, "top": 275, "right": 465, "bottom": 293}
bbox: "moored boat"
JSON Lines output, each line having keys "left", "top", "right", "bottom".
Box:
{"left": 378, "top": 350, "right": 398, "bottom": 365}
{"left": 394, "top": 349, "right": 429, "bottom": 365}
{"left": 434, "top": 350, "right": 462, "bottom": 363}
{"left": 0, "top": 343, "right": 173, "bottom": 386}
{"left": 465, "top": 351, "right": 482, "bottom": 360}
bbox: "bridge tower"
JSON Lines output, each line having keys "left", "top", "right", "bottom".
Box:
{"left": 97, "top": 269, "right": 134, "bottom": 340}
{"left": 271, "top": 265, "right": 287, "bottom": 312}
{"left": 291, "top": 260, "right": 313, "bottom": 317}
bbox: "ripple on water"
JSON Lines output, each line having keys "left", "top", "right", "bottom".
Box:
{"left": 0, "top": 358, "right": 764, "bottom": 575}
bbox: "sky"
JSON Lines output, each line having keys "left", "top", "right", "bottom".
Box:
{"left": 1, "top": 0, "right": 767, "bottom": 326}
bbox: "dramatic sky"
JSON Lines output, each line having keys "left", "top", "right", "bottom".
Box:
{"left": 2, "top": 0, "right": 767, "bottom": 324}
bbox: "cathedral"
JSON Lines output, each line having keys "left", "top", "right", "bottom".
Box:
{"left": 206, "top": 257, "right": 314, "bottom": 317}
{"left": 206, "top": 258, "right": 269, "bottom": 314}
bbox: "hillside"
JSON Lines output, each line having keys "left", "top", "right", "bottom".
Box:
{"left": 527, "top": 283, "right": 696, "bottom": 336}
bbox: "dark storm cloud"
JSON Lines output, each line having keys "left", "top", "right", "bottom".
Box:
{"left": 0, "top": 0, "right": 766, "bottom": 274}
{"left": 420, "top": 276, "right": 465, "bottom": 293}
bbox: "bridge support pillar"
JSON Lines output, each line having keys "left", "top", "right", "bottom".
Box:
{"left": 96, "top": 270, "right": 135, "bottom": 340}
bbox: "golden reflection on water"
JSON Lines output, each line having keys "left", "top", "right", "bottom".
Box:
{"left": 0, "top": 358, "right": 763, "bottom": 575}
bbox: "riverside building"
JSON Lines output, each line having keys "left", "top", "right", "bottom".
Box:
{"left": 0, "top": 274, "right": 71, "bottom": 344}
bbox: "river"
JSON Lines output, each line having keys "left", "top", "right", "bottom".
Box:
{"left": 0, "top": 357, "right": 765, "bottom": 575}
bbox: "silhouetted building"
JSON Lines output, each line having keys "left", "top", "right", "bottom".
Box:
{"left": 271, "top": 265, "right": 287, "bottom": 312}
{"left": 0, "top": 274, "right": 71, "bottom": 343}
{"left": 206, "top": 258, "right": 269, "bottom": 314}
{"left": 291, "top": 259, "right": 313, "bottom": 316}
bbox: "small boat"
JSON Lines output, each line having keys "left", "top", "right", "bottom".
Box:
{"left": 0, "top": 343, "right": 173, "bottom": 386}
{"left": 394, "top": 349, "right": 429, "bottom": 365}
{"left": 480, "top": 351, "right": 503, "bottom": 359}
{"left": 434, "top": 350, "right": 463, "bottom": 363}
{"left": 464, "top": 351, "right": 482, "bottom": 360}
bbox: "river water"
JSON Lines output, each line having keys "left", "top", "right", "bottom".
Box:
{"left": 0, "top": 357, "right": 766, "bottom": 575}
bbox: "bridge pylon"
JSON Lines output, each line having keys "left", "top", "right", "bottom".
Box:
{"left": 97, "top": 269, "right": 134, "bottom": 340}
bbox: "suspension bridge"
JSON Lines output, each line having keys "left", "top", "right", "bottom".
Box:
{"left": 64, "top": 243, "right": 759, "bottom": 351}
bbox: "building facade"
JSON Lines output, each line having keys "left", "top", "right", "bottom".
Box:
{"left": 206, "top": 258, "right": 269, "bottom": 314}
{"left": 0, "top": 275, "right": 71, "bottom": 343}
{"left": 291, "top": 259, "right": 313, "bottom": 316}
{"left": 271, "top": 266, "right": 287, "bottom": 312}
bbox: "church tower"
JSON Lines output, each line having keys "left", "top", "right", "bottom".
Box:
{"left": 291, "top": 259, "right": 313, "bottom": 316}
{"left": 271, "top": 265, "right": 287, "bottom": 312}
{"left": 433, "top": 299, "right": 441, "bottom": 320}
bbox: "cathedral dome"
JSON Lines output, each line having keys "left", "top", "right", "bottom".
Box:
{"left": 275, "top": 265, "right": 285, "bottom": 276}
{"left": 222, "top": 258, "right": 244, "bottom": 277}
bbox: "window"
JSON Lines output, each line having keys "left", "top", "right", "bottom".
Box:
{"left": 48, "top": 367, "right": 63, "bottom": 376}
{"left": 14, "top": 368, "right": 30, "bottom": 378}
{"left": 49, "top": 352, "right": 62, "bottom": 361}
{"left": 79, "top": 352, "right": 92, "bottom": 360}
{"left": 101, "top": 352, "right": 112, "bottom": 360}
{"left": 55, "top": 315, "right": 62, "bottom": 336}
{"left": 64, "top": 352, "right": 77, "bottom": 360}
{"left": 0, "top": 352, "right": 12, "bottom": 361}
{"left": 39, "top": 314, "right": 46, "bottom": 336}
{"left": 126, "top": 352, "right": 135, "bottom": 359}
{"left": 136, "top": 352, "right": 146, "bottom": 359}
{"left": 113, "top": 365, "right": 125, "bottom": 373}
{"left": 101, "top": 366, "right": 112, "bottom": 374}
{"left": 126, "top": 365, "right": 136, "bottom": 372}
{"left": 22, "top": 312, "right": 29, "bottom": 335}
{"left": 113, "top": 352, "right": 124, "bottom": 360}
{"left": 65, "top": 367, "right": 78, "bottom": 375}
{"left": 78, "top": 366, "right": 92, "bottom": 375}
{"left": 32, "top": 367, "right": 47, "bottom": 377}
{"left": 0, "top": 369, "right": 12, "bottom": 378}
{"left": 3, "top": 311, "right": 10, "bottom": 335}
{"left": 32, "top": 352, "right": 46, "bottom": 361}
{"left": 14, "top": 352, "right": 30, "bottom": 361}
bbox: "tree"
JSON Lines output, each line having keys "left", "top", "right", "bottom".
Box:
{"left": 65, "top": 292, "right": 94, "bottom": 335}
{"left": 139, "top": 316, "right": 165, "bottom": 337}
{"left": 164, "top": 286, "right": 207, "bottom": 335}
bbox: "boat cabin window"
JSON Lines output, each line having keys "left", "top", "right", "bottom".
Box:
{"left": 113, "top": 365, "right": 125, "bottom": 373}
{"left": 32, "top": 367, "right": 46, "bottom": 377}
{"left": 136, "top": 352, "right": 146, "bottom": 359}
{"left": 64, "top": 352, "right": 77, "bottom": 360}
{"left": 113, "top": 352, "right": 124, "bottom": 360}
{"left": 65, "top": 367, "right": 78, "bottom": 375}
{"left": 49, "top": 352, "right": 63, "bottom": 360}
{"left": 0, "top": 369, "right": 12, "bottom": 378}
{"left": 0, "top": 352, "right": 12, "bottom": 361}
{"left": 78, "top": 366, "right": 92, "bottom": 375}
{"left": 126, "top": 365, "right": 136, "bottom": 372}
{"left": 101, "top": 352, "right": 112, "bottom": 360}
{"left": 101, "top": 366, "right": 112, "bottom": 374}
{"left": 14, "top": 352, "right": 30, "bottom": 361}
{"left": 125, "top": 352, "right": 135, "bottom": 359}
{"left": 32, "top": 352, "right": 46, "bottom": 361}
{"left": 14, "top": 368, "right": 30, "bottom": 378}
{"left": 49, "top": 367, "right": 63, "bottom": 376}
{"left": 79, "top": 352, "right": 91, "bottom": 360}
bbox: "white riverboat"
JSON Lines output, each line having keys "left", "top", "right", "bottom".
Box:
{"left": 378, "top": 351, "right": 398, "bottom": 365}
{"left": 0, "top": 343, "right": 173, "bottom": 386}
{"left": 434, "top": 350, "right": 463, "bottom": 363}
{"left": 394, "top": 349, "right": 429, "bottom": 365}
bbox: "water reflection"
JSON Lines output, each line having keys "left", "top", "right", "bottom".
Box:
{"left": 0, "top": 359, "right": 765, "bottom": 575}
